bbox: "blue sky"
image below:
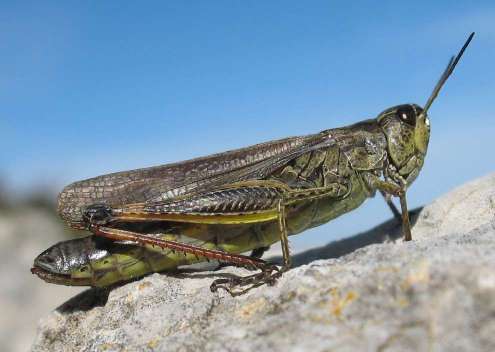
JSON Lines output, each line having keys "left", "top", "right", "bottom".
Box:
{"left": 2, "top": 1, "right": 494, "bottom": 248}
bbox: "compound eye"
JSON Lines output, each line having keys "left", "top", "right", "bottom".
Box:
{"left": 396, "top": 105, "right": 416, "bottom": 126}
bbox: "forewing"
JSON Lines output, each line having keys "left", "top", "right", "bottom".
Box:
{"left": 58, "top": 131, "right": 335, "bottom": 221}
{"left": 136, "top": 131, "right": 337, "bottom": 203}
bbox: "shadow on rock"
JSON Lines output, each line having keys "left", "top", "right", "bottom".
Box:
{"left": 56, "top": 287, "right": 111, "bottom": 314}
{"left": 178, "top": 208, "right": 423, "bottom": 280}
{"left": 270, "top": 207, "right": 423, "bottom": 267}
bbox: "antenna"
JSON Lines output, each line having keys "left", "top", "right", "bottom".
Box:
{"left": 422, "top": 32, "right": 475, "bottom": 114}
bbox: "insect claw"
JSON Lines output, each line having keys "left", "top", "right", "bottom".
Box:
{"left": 210, "top": 278, "right": 230, "bottom": 293}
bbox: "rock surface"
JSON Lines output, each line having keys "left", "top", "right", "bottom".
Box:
{"left": 32, "top": 174, "right": 495, "bottom": 352}
{"left": 0, "top": 207, "right": 83, "bottom": 352}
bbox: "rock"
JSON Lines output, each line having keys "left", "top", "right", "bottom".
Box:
{"left": 0, "top": 207, "right": 83, "bottom": 352}
{"left": 31, "top": 174, "right": 495, "bottom": 352}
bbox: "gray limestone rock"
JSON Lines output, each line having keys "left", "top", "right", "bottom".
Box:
{"left": 0, "top": 207, "right": 83, "bottom": 352}
{"left": 31, "top": 174, "right": 495, "bottom": 352}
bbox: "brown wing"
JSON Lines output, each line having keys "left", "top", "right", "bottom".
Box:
{"left": 58, "top": 131, "right": 336, "bottom": 225}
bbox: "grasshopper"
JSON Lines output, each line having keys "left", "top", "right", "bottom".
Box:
{"left": 32, "top": 33, "right": 474, "bottom": 295}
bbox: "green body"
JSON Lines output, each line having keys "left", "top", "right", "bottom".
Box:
{"left": 39, "top": 153, "right": 371, "bottom": 287}
{"left": 36, "top": 118, "right": 386, "bottom": 287}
